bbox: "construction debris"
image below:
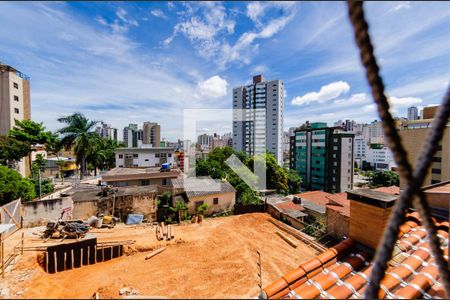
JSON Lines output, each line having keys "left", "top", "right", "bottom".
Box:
{"left": 275, "top": 230, "right": 298, "bottom": 248}
{"left": 119, "top": 287, "right": 139, "bottom": 296}
{"left": 145, "top": 247, "right": 166, "bottom": 260}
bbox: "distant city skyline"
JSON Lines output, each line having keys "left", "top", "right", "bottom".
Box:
{"left": 1, "top": 2, "right": 449, "bottom": 140}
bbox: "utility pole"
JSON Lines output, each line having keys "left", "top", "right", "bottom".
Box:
{"left": 38, "top": 167, "right": 42, "bottom": 200}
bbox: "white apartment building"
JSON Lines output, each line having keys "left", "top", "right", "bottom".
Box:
{"left": 115, "top": 146, "right": 176, "bottom": 168}
{"left": 96, "top": 122, "right": 118, "bottom": 142}
{"left": 365, "top": 145, "right": 396, "bottom": 171}
{"left": 232, "top": 75, "right": 284, "bottom": 165}
{"left": 354, "top": 137, "right": 368, "bottom": 166}
{"left": 0, "top": 64, "right": 31, "bottom": 176}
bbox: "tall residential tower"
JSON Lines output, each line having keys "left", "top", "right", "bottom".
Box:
{"left": 289, "top": 122, "right": 354, "bottom": 193}
{"left": 0, "top": 64, "right": 31, "bottom": 176}
{"left": 232, "top": 75, "right": 284, "bottom": 165}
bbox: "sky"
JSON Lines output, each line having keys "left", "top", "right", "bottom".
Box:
{"left": 0, "top": 1, "right": 449, "bottom": 141}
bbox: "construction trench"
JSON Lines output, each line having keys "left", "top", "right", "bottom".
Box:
{"left": 0, "top": 213, "right": 322, "bottom": 299}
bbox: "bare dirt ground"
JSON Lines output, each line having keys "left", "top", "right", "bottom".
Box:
{"left": 1, "top": 213, "right": 320, "bottom": 299}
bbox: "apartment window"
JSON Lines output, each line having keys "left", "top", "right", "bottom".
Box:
{"left": 213, "top": 197, "right": 219, "bottom": 205}
{"left": 14, "top": 95, "right": 19, "bottom": 101}
{"left": 162, "top": 178, "right": 167, "bottom": 186}
{"left": 14, "top": 108, "right": 19, "bottom": 114}
{"left": 118, "top": 165, "right": 123, "bottom": 167}
{"left": 118, "top": 154, "right": 123, "bottom": 159}
{"left": 432, "top": 157, "right": 442, "bottom": 162}
{"left": 145, "top": 159, "right": 149, "bottom": 162}
{"left": 13, "top": 82, "right": 18, "bottom": 89}
{"left": 141, "top": 179, "right": 150, "bottom": 185}
{"left": 155, "top": 153, "right": 160, "bottom": 158}
{"left": 431, "top": 168, "right": 441, "bottom": 174}
{"left": 133, "top": 153, "right": 138, "bottom": 158}
{"left": 133, "top": 164, "right": 138, "bottom": 167}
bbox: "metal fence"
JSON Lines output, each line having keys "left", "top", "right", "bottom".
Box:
{"left": 0, "top": 199, "right": 22, "bottom": 238}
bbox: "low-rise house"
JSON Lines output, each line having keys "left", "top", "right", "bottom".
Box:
{"left": 172, "top": 177, "right": 236, "bottom": 216}
{"left": 294, "top": 191, "right": 331, "bottom": 229}
{"left": 101, "top": 167, "right": 181, "bottom": 188}
{"left": 115, "top": 146, "right": 176, "bottom": 168}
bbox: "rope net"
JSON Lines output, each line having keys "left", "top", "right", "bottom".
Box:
{"left": 346, "top": 1, "right": 450, "bottom": 298}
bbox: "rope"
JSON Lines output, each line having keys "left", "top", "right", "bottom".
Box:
{"left": 346, "top": 1, "right": 450, "bottom": 298}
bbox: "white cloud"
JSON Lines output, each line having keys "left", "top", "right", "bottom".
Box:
{"left": 164, "top": 3, "right": 235, "bottom": 59}
{"left": 96, "top": 8, "right": 139, "bottom": 35}
{"left": 167, "top": 2, "right": 174, "bottom": 9}
{"left": 197, "top": 75, "right": 228, "bottom": 98}
{"left": 150, "top": 8, "right": 167, "bottom": 19}
{"left": 334, "top": 93, "right": 370, "bottom": 105}
{"left": 388, "top": 96, "right": 422, "bottom": 106}
{"left": 363, "top": 104, "right": 376, "bottom": 113}
{"left": 246, "top": 2, "right": 296, "bottom": 27}
{"left": 292, "top": 81, "right": 351, "bottom": 106}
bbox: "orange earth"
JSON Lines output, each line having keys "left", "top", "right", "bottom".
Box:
{"left": 1, "top": 213, "right": 320, "bottom": 299}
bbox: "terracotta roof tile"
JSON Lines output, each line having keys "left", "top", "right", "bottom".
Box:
{"left": 274, "top": 200, "right": 305, "bottom": 213}
{"left": 373, "top": 185, "right": 401, "bottom": 195}
{"left": 294, "top": 191, "right": 332, "bottom": 207}
{"left": 263, "top": 213, "right": 449, "bottom": 299}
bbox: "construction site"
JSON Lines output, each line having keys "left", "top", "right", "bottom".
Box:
{"left": 0, "top": 213, "right": 322, "bottom": 299}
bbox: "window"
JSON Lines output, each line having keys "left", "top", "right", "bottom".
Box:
{"left": 13, "top": 82, "right": 18, "bottom": 89}
{"left": 14, "top": 108, "right": 19, "bottom": 114}
{"left": 431, "top": 168, "right": 441, "bottom": 174}
{"left": 432, "top": 157, "right": 442, "bottom": 162}
{"left": 14, "top": 95, "right": 19, "bottom": 101}
{"left": 118, "top": 154, "right": 123, "bottom": 159}
{"left": 133, "top": 164, "right": 138, "bottom": 167}
{"left": 213, "top": 197, "right": 219, "bottom": 205}
{"left": 155, "top": 153, "right": 160, "bottom": 158}
{"left": 141, "top": 179, "right": 150, "bottom": 185}
{"left": 145, "top": 159, "right": 149, "bottom": 162}
{"left": 168, "top": 153, "right": 172, "bottom": 157}
{"left": 118, "top": 165, "right": 123, "bottom": 167}
{"left": 133, "top": 153, "right": 138, "bottom": 158}
{"left": 162, "top": 178, "right": 167, "bottom": 185}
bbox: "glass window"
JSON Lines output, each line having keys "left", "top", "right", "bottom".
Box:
{"left": 14, "top": 108, "right": 19, "bottom": 114}
{"left": 14, "top": 95, "right": 19, "bottom": 101}
{"left": 13, "top": 82, "right": 18, "bottom": 89}
{"left": 118, "top": 154, "right": 123, "bottom": 159}
{"left": 213, "top": 197, "right": 219, "bottom": 205}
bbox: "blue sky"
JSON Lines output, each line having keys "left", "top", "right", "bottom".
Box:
{"left": 0, "top": 1, "right": 449, "bottom": 141}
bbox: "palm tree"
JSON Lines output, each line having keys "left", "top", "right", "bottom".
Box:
{"left": 57, "top": 113, "right": 99, "bottom": 179}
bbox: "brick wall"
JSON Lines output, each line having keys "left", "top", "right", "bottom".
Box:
{"left": 326, "top": 208, "right": 349, "bottom": 241}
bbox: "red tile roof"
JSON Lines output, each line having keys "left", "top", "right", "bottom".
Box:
{"left": 373, "top": 186, "right": 400, "bottom": 195}
{"left": 294, "top": 191, "right": 332, "bottom": 208}
{"left": 263, "top": 212, "right": 449, "bottom": 299}
{"left": 275, "top": 200, "right": 305, "bottom": 212}
{"left": 325, "top": 193, "right": 350, "bottom": 217}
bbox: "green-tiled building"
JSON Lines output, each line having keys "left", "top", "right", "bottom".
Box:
{"left": 289, "top": 122, "right": 354, "bottom": 193}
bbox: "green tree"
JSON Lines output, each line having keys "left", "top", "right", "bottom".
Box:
{"left": 57, "top": 113, "right": 100, "bottom": 179}
{"left": 196, "top": 203, "right": 209, "bottom": 215}
{"left": 30, "top": 154, "right": 54, "bottom": 198}
{"left": 0, "top": 136, "right": 30, "bottom": 166}
{"left": 160, "top": 191, "right": 171, "bottom": 206}
{"left": 246, "top": 152, "right": 288, "bottom": 194}
{"left": 8, "top": 120, "right": 53, "bottom": 173}
{"left": 170, "top": 200, "right": 188, "bottom": 222}
{"left": 287, "top": 169, "right": 302, "bottom": 194}
{"left": 367, "top": 170, "right": 399, "bottom": 187}
{"left": 0, "top": 166, "right": 35, "bottom": 204}
{"left": 196, "top": 159, "right": 225, "bottom": 179}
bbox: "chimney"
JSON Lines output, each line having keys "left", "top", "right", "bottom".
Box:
{"left": 253, "top": 74, "right": 264, "bottom": 84}
{"left": 347, "top": 189, "right": 398, "bottom": 250}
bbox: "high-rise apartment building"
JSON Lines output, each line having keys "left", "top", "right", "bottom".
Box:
{"left": 232, "top": 75, "right": 284, "bottom": 165}
{"left": 123, "top": 123, "right": 138, "bottom": 148}
{"left": 407, "top": 106, "right": 419, "bottom": 120}
{"left": 143, "top": 122, "right": 160, "bottom": 147}
{"left": 289, "top": 122, "right": 354, "bottom": 193}
{"left": 0, "top": 64, "right": 31, "bottom": 176}
{"left": 96, "top": 122, "right": 118, "bottom": 142}
{"left": 399, "top": 106, "right": 449, "bottom": 188}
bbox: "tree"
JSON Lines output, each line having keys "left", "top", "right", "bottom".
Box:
{"left": 196, "top": 159, "right": 225, "bottom": 179}
{"left": 8, "top": 120, "right": 53, "bottom": 173}
{"left": 30, "top": 154, "right": 54, "bottom": 198}
{"left": 367, "top": 170, "right": 399, "bottom": 187}
{"left": 57, "top": 113, "right": 100, "bottom": 179}
{"left": 170, "top": 200, "right": 188, "bottom": 222}
{"left": 246, "top": 152, "right": 288, "bottom": 194}
{"left": 287, "top": 169, "right": 302, "bottom": 194}
{"left": 196, "top": 203, "right": 209, "bottom": 215}
{"left": 0, "top": 166, "right": 35, "bottom": 205}
{"left": 0, "top": 136, "right": 30, "bottom": 166}
{"left": 160, "top": 191, "right": 171, "bottom": 206}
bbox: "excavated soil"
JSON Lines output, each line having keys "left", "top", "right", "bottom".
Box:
{"left": 2, "top": 213, "right": 319, "bottom": 299}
